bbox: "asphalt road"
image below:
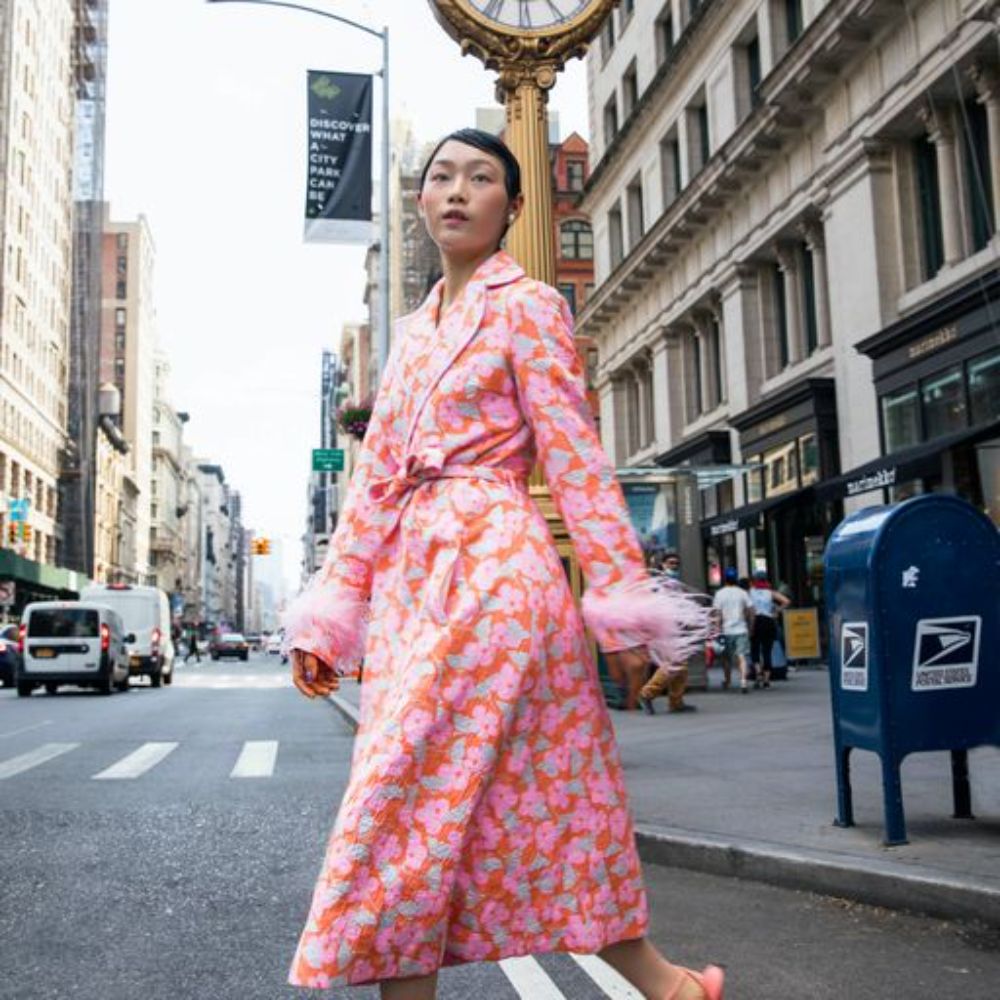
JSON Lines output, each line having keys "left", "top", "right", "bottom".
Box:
{"left": 1, "top": 654, "right": 997, "bottom": 999}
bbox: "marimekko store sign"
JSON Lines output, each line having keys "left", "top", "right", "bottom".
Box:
{"left": 304, "top": 71, "right": 373, "bottom": 244}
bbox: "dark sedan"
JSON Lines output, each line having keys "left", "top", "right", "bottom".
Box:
{"left": 209, "top": 632, "right": 249, "bottom": 661}
{"left": 0, "top": 623, "right": 21, "bottom": 687}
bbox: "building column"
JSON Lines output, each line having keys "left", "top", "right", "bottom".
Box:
{"left": 970, "top": 62, "right": 1000, "bottom": 236}
{"left": 692, "top": 310, "right": 719, "bottom": 411}
{"left": 775, "top": 242, "right": 803, "bottom": 366}
{"left": 719, "top": 263, "right": 761, "bottom": 413}
{"left": 918, "top": 104, "right": 964, "bottom": 266}
{"left": 800, "top": 215, "right": 832, "bottom": 349}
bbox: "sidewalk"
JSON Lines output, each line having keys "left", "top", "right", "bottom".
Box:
{"left": 328, "top": 666, "right": 1000, "bottom": 927}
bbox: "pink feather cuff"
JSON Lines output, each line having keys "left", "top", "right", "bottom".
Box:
{"left": 280, "top": 581, "right": 369, "bottom": 676}
{"left": 581, "top": 575, "right": 713, "bottom": 669}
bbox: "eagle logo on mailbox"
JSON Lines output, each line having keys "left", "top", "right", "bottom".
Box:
{"left": 840, "top": 622, "right": 868, "bottom": 692}
{"left": 911, "top": 616, "right": 980, "bottom": 692}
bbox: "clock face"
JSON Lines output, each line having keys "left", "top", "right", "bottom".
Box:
{"left": 469, "top": 0, "right": 594, "bottom": 31}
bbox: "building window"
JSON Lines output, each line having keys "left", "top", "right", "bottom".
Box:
{"left": 882, "top": 387, "right": 921, "bottom": 453}
{"left": 660, "top": 129, "right": 682, "bottom": 208}
{"left": 963, "top": 98, "right": 995, "bottom": 253}
{"left": 686, "top": 90, "right": 711, "bottom": 175}
{"left": 566, "top": 159, "right": 585, "bottom": 192}
{"left": 622, "top": 60, "right": 639, "bottom": 119}
{"left": 626, "top": 175, "right": 644, "bottom": 250}
{"left": 116, "top": 280, "right": 127, "bottom": 299}
{"left": 116, "top": 255, "right": 127, "bottom": 276}
{"left": 709, "top": 317, "right": 724, "bottom": 405}
{"left": 969, "top": 349, "right": 1000, "bottom": 425}
{"left": 922, "top": 366, "right": 967, "bottom": 440}
{"left": 115, "top": 307, "right": 126, "bottom": 330}
{"left": 913, "top": 135, "right": 945, "bottom": 280}
{"left": 799, "top": 434, "right": 820, "bottom": 486}
{"left": 802, "top": 243, "right": 819, "bottom": 355}
{"left": 773, "top": 266, "right": 790, "bottom": 369}
{"left": 655, "top": 3, "right": 674, "bottom": 67}
{"left": 558, "top": 283, "right": 577, "bottom": 316}
{"left": 116, "top": 233, "right": 128, "bottom": 251}
{"left": 785, "top": 0, "right": 803, "bottom": 44}
{"left": 114, "top": 332, "right": 125, "bottom": 353}
{"left": 621, "top": 0, "right": 635, "bottom": 24}
{"left": 608, "top": 203, "right": 624, "bottom": 269}
{"left": 600, "top": 13, "right": 615, "bottom": 61}
{"left": 746, "top": 33, "right": 762, "bottom": 110}
{"left": 603, "top": 96, "right": 619, "bottom": 147}
{"left": 560, "top": 220, "right": 594, "bottom": 260}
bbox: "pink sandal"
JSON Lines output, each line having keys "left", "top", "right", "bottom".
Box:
{"left": 666, "top": 964, "right": 725, "bottom": 1000}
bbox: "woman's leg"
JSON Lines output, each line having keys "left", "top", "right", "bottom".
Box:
{"left": 599, "top": 938, "right": 705, "bottom": 999}
{"left": 760, "top": 617, "right": 776, "bottom": 686}
{"left": 380, "top": 971, "right": 438, "bottom": 1000}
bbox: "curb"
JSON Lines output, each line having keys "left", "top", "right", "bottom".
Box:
{"left": 326, "top": 692, "right": 998, "bottom": 928}
{"left": 634, "top": 824, "right": 1000, "bottom": 929}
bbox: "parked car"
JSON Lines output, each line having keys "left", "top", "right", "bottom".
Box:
{"left": 17, "top": 601, "right": 133, "bottom": 696}
{"left": 210, "top": 633, "right": 249, "bottom": 661}
{"left": 0, "top": 623, "right": 21, "bottom": 687}
{"left": 81, "top": 584, "right": 175, "bottom": 687}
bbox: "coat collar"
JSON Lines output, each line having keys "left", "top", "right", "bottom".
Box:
{"left": 402, "top": 251, "right": 524, "bottom": 451}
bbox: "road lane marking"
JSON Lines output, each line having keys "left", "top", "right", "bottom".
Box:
{"left": 230, "top": 740, "right": 278, "bottom": 778}
{"left": 499, "top": 956, "right": 566, "bottom": 999}
{"left": 92, "top": 742, "right": 178, "bottom": 780}
{"left": 0, "top": 719, "right": 53, "bottom": 740}
{"left": 571, "top": 953, "right": 644, "bottom": 998}
{"left": 0, "top": 742, "right": 80, "bottom": 779}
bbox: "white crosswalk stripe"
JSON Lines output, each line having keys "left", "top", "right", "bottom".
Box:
{"left": 173, "top": 672, "right": 291, "bottom": 689}
{"left": 499, "top": 956, "right": 566, "bottom": 999}
{"left": 571, "top": 953, "right": 644, "bottom": 999}
{"left": 92, "top": 741, "right": 179, "bottom": 780}
{"left": 0, "top": 742, "right": 80, "bottom": 780}
{"left": 230, "top": 740, "right": 278, "bottom": 778}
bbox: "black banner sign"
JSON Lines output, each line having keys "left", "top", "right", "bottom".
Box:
{"left": 304, "top": 71, "right": 373, "bottom": 244}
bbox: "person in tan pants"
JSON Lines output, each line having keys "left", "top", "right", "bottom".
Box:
{"left": 638, "top": 552, "right": 697, "bottom": 715}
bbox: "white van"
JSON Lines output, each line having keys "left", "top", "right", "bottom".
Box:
{"left": 81, "top": 584, "right": 175, "bottom": 687}
{"left": 18, "top": 601, "right": 132, "bottom": 696}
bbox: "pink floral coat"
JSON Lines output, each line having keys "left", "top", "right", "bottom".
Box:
{"left": 283, "top": 251, "right": 704, "bottom": 988}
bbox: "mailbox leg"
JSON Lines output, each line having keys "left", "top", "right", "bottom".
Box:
{"left": 833, "top": 744, "right": 855, "bottom": 828}
{"left": 950, "top": 749, "right": 975, "bottom": 820}
{"left": 880, "top": 755, "right": 908, "bottom": 846}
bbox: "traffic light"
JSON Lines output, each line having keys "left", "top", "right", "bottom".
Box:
{"left": 5, "top": 523, "right": 15, "bottom": 545}
{"left": 22, "top": 523, "right": 32, "bottom": 543}
{"left": 259, "top": 538, "right": 271, "bottom": 556}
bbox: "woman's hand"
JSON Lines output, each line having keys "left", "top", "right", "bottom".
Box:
{"left": 291, "top": 649, "right": 340, "bottom": 699}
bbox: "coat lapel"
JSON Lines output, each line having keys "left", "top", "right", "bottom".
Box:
{"left": 403, "top": 252, "right": 524, "bottom": 453}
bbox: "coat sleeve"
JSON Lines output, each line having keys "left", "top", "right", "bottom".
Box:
{"left": 280, "top": 356, "right": 400, "bottom": 673}
{"left": 509, "top": 282, "right": 709, "bottom": 666}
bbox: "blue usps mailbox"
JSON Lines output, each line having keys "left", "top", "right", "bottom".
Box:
{"left": 824, "top": 494, "right": 1000, "bottom": 845}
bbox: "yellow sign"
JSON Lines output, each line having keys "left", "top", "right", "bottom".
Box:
{"left": 783, "top": 608, "right": 821, "bottom": 660}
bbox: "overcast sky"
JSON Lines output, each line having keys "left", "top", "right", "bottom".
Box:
{"left": 104, "top": 0, "right": 591, "bottom": 590}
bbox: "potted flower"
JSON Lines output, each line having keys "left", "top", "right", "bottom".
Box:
{"left": 336, "top": 399, "right": 372, "bottom": 441}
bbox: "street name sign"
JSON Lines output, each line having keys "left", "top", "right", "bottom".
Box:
{"left": 312, "top": 448, "right": 344, "bottom": 472}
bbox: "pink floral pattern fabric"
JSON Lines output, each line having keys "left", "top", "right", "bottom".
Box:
{"left": 286, "top": 252, "right": 654, "bottom": 988}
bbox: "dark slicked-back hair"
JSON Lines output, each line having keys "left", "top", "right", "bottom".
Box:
{"left": 419, "top": 128, "right": 522, "bottom": 201}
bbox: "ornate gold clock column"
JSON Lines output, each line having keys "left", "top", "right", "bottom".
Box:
{"left": 428, "top": 0, "right": 619, "bottom": 593}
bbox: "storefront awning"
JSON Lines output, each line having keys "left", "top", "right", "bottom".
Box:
{"left": 815, "top": 418, "right": 1000, "bottom": 502}
{"left": 700, "top": 487, "right": 815, "bottom": 537}
{"left": 0, "top": 550, "right": 89, "bottom": 603}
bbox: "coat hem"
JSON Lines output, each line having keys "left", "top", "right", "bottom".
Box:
{"left": 287, "top": 918, "right": 650, "bottom": 989}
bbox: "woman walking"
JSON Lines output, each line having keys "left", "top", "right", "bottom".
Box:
{"left": 284, "top": 129, "right": 723, "bottom": 1000}
{"left": 749, "top": 570, "right": 791, "bottom": 688}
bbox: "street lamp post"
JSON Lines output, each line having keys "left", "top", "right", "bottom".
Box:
{"left": 206, "top": 0, "right": 391, "bottom": 377}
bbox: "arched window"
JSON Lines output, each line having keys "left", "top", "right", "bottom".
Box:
{"left": 560, "top": 220, "right": 594, "bottom": 260}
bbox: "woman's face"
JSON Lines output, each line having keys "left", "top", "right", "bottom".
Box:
{"left": 418, "top": 140, "right": 521, "bottom": 262}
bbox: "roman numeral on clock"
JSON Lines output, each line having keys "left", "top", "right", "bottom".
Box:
{"left": 482, "top": 0, "right": 506, "bottom": 20}
{"left": 545, "top": 0, "right": 568, "bottom": 21}
{"left": 519, "top": 1, "right": 532, "bottom": 27}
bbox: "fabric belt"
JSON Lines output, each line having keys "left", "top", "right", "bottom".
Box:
{"left": 366, "top": 448, "right": 527, "bottom": 624}
{"left": 368, "top": 447, "right": 526, "bottom": 509}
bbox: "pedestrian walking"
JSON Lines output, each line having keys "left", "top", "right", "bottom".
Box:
{"left": 183, "top": 623, "right": 201, "bottom": 663}
{"left": 638, "top": 552, "right": 697, "bottom": 715}
{"left": 749, "top": 570, "right": 790, "bottom": 688}
{"left": 711, "top": 568, "right": 755, "bottom": 693}
{"left": 283, "top": 129, "right": 722, "bottom": 1000}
